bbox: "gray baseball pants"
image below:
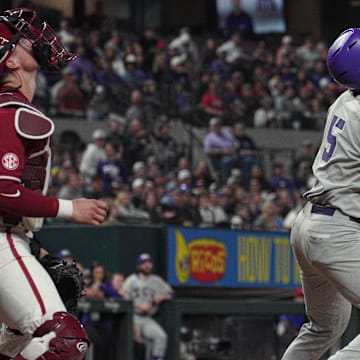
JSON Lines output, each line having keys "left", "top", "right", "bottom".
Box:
{"left": 134, "top": 314, "right": 167, "bottom": 357}
{"left": 282, "top": 202, "right": 360, "bottom": 359}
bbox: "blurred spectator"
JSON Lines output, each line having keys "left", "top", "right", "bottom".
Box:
{"left": 225, "top": 0, "right": 254, "bottom": 37}
{"left": 293, "top": 139, "right": 316, "bottom": 175}
{"left": 125, "top": 90, "right": 146, "bottom": 127}
{"left": 217, "top": 31, "right": 245, "bottom": 64}
{"left": 200, "top": 81, "right": 225, "bottom": 118}
{"left": 83, "top": 175, "right": 105, "bottom": 199}
{"left": 253, "top": 96, "right": 276, "bottom": 128}
{"left": 57, "top": 19, "right": 75, "bottom": 50}
{"left": 55, "top": 248, "right": 74, "bottom": 263}
{"left": 233, "top": 121, "right": 262, "bottom": 184}
{"left": 57, "top": 171, "right": 83, "bottom": 200}
{"left": 96, "top": 142, "right": 128, "bottom": 195}
{"left": 152, "top": 120, "right": 184, "bottom": 173}
{"left": 123, "top": 118, "right": 154, "bottom": 168}
{"left": 177, "top": 169, "right": 192, "bottom": 191}
{"left": 268, "top": 162, "right": 294, "bottom": 195}
{"left": 253, "top": 198, "right": 284, "bottom": 232}
{"left": 82, "top": 261, "right": 121, "bottom": 360}
{"left": 50, "top": 67, "right": 75, "bottom": 112}
{"left": 142, "top": 190, "right": 162, "bottom": 223}
{"left": 114, "top": 190, "right": 150, "bottom": 224}
{"left": 192, "top": 159, "right": 215, "bottom": 189}
{"left": 56, "top": 71, "right": 86, "bottom": 118}
{"left": 87, "top": 85, "right": 112, "bottom": 120}
{"left": 201, "top": 36, "right": 218, "bottom": 70}
{"left": 131, "top": 178, "right": 147, "bottom": 208}
{"left": 274, "top": 86, "right": 297, "bottom": 128}
{"left": 123, "top": 253, "right": 174, "bottom": 360}
{"left": 79, "top": 128, "right": 107, "bottom": 191}
{"left": 68, "top": 44, "right": 96, "bottom": 83}
{"left": 105, "top": 114, "right": 126, "bottom": 147}
{"left": 198, "top": 192, "right": 228, "bottom": 228}
{"left": 295, "top": 37, "right": 319, "bottom": 69}
{"left": 203, "top": 117, "right": 238, "bottom": 182}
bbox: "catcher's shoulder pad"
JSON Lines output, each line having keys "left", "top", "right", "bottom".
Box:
{"left": 14, "top": 107, "right": 54, "bottom": 140}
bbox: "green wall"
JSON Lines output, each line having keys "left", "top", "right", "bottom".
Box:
{"left": 37, "top": 224, "right": 164, "bottom": 276}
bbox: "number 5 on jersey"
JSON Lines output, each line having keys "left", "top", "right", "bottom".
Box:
{"left": 322, "top": 115, "right": 345, "bottom": 162}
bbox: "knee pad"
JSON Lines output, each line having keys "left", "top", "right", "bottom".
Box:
{"left": 16, "top": 312, "right": 89, "bottom": 360}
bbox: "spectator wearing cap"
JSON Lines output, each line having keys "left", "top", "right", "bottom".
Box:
{"left": 56, "top": 248, "right": 74, "bottom": 263}
{"left": 87, "top": 85, "right": 112, "bottom": 120}
{"left": 132, "top": 161, "right": 147, "bottom": 181}
{"left": 56, "top": 67, "right": 86, "bottom": 118}
{"left": 268, "top": 162, "right": 294, "bottom": 195}
{"left": 50, "top": 67, "right": 76, "bottom": 114}
{"left": 177, "top": 169, "right": 192, "bottom": 191}
{"left": 203, "top": 117, "right": 239, "bottom": 182}
{"left": 123, "top": 253, "right": 174, "bottom": 360}
{"left": 79, "top": 128, "right": 107, "bottom": 191}
{"left": 131, "top": 178, "right": 146, "bottom": 208}
{"left": 96, "top": 142, "right": 128, "bottom": 196}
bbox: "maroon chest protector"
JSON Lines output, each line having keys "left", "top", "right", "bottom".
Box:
{"left": 0, "top": 92, "right": 54, "bottom": 194}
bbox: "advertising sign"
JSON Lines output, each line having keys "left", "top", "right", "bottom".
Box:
{"left": 167, "top": 227, "right": 301, "bottom": 288}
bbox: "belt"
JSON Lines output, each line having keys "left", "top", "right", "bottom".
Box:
{"left": 311, "top": 204, "right": 360, "bottom": 224}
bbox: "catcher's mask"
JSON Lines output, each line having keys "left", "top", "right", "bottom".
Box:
{"left": 0, "top": 8, "right": 77, "bottom": 73}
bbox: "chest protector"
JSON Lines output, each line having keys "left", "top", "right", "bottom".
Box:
{"left": 0, "top": 93, "right": 54, "bottom": 230}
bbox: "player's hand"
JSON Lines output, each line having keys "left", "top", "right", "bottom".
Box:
{"left": 138, "top": 303, "right": 153, "bottom": 313}
{"left": 153, "top": 294, "right": 163, "bottom": 304}
{"left": 72, "top": 198, "right": 108, "bottom": 227}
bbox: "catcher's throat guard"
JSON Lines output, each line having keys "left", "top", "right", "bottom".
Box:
{"left": 0, "top": 8, "right": 77, "bottom": 72}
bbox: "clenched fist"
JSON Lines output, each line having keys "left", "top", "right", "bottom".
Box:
{"left": 72, "top": 198, "right": 109, "bottom": 227}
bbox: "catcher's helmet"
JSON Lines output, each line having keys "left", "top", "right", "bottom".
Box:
{"left": 327, "top": 28, "right": 360, "bottom": 90}
{"left": 0, "top": 8, "right": 77, "bottom": 74}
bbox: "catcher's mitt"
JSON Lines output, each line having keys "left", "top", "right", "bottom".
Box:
{"left": 39, "top": 254, "right": 84, "bottom": 315}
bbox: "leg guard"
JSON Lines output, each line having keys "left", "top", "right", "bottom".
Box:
{"left": 13, "top": 312, "right": 89, "bottom": 360}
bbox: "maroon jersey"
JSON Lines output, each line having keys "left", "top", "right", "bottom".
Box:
{"left": 0, "top": 91, "right": 59, "bottom": 221}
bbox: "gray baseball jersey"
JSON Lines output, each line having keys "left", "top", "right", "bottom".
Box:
{"left": 305, "top": 90, "right": 360, "bottom": 218}
{"left": 123, "top": 273, "right": 173, "bottom": 315}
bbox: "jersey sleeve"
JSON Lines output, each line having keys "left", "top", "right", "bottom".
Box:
{"left": 155, "top": 275, "right": 174, "bottom": 295}
{"left": 0, "top": 110, "right": 59, "bottom": 217}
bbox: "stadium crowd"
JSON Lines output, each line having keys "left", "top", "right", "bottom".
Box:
{"left": 38, "top": 5, "right": 345, "bottom": 233}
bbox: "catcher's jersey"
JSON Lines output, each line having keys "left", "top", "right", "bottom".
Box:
{"left": 305, "top": 90, "right": 360, "bottom": 218}
{"left": 123, "top": 273, "right": 173, "bottom": 315}
{"left": 0, "top": 90, "right": 59, "bottom": 230}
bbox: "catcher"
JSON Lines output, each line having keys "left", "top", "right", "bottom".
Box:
{"left": 0, "top": 7, "right": 108, "bottom": 360}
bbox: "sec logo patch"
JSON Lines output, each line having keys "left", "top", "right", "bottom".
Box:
{"left": 2, "top": 153, "right": 19, "bottom": 170}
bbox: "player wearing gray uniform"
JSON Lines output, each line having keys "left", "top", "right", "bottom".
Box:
{"left": 282, "top": 28, "right": 360, "bottom": 360}
{"left": 123, "top": 253, "right": 173, "bottom": 360}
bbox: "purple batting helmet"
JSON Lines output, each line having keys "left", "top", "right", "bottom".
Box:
{"left": 327, "top": 28, "right": 360, "bottom": 90}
